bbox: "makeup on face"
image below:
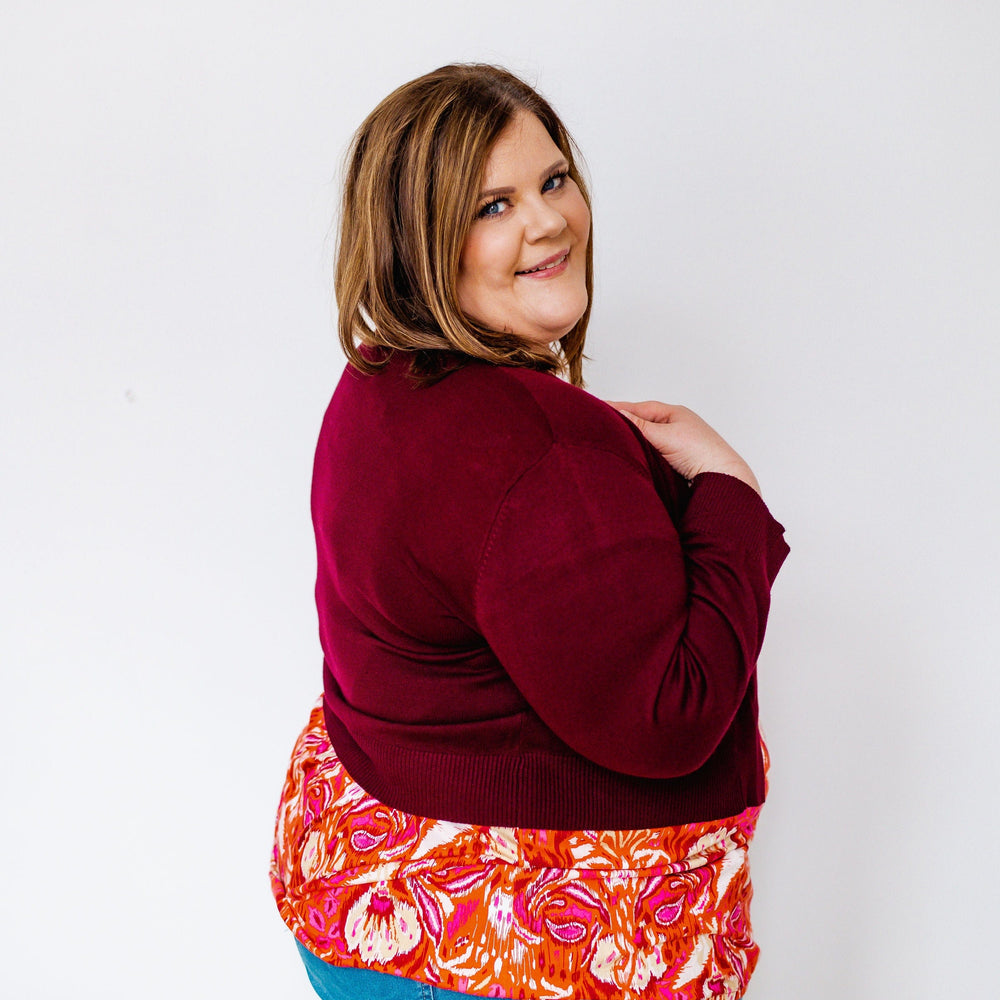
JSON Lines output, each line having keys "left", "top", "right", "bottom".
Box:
{"left": 457, "top": 112, "right": 590, "bottom": 347}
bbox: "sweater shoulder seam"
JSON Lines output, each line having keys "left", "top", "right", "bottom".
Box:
{"left": 472, "top": 439, "right": 655, "bottom": 619}
{"left": 472, "top": 438, "right": 556, "bottom": 620}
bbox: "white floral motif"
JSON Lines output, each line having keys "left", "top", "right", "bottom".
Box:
{"left": 686, "top": 827, "right": 738, "bottom": 861}
{"left": 344, "top": 883, "right": 420, "bottom": 964}
{"left": 589, "top": 934, "right": 667, "bottom": 993}
{"left": 487, "top": 886, "right": 515, "bottom": 941}
{"left": 299, "top": 829, "right": 326, "bottom": 881}
{"left": 714, "top": 847, "right": 746, "bottom": 900}
{"left": 702, "top": 970, "right": 741, "bottom": 998}
{"left": 673, "top": 933, "right": 712, "bottom": 989}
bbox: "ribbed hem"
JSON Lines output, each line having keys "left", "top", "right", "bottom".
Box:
{"left": 323, "top": 699, "right": 764, "bottom": 831}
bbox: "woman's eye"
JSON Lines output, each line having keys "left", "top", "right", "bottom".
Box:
{"left": 542, "top": 171, "right": 567, "bottom": 193}
{"left": 478, "top": 198, "right": 508, "bottom": 219}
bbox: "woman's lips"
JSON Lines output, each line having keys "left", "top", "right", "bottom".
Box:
{"left": 516, "top": 250, "right": 570, "bottom": 278}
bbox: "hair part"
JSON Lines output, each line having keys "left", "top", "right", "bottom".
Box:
{"left": 335, "top": 63, "right": 592, "bottom": 386}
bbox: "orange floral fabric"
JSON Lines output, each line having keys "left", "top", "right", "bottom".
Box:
{"left": 271, "top": 703, "right": 767, "bottom": 1000}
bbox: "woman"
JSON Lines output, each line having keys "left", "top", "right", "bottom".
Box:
{"left": 271, "top": 63, "right": 789, "bottom": 1000}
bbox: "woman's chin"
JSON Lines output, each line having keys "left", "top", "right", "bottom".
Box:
{"left": 517, "top": 328, "right": 573, "bottom": 348}
{"left": 518, "top": 309, "right": 587, "bottom": 347}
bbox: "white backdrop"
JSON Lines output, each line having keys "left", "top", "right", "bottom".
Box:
{"left": 2, "top": 2, "right": 997, "bottom": 997}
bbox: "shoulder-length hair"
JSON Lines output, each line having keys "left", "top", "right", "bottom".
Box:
{"left": 335, "top": 63, "right": 593, "bottom": 386}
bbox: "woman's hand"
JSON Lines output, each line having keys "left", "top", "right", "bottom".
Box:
{"left": 607, "top": 400, "right": 762, "bottom": 495}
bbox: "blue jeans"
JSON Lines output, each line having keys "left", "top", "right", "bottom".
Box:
{"left": 295, "top": 940, "right": 470, "bottom": 999}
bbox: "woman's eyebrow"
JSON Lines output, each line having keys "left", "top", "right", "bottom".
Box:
{"left": 477, "top": 159, "right": 569, "bottom": 200}
{"left": 477, "top": 184, "right": 515, "bottom": 200}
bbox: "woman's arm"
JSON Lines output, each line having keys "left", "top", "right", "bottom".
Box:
{"left": 473, "top": 421, "right": 787, "bottom": 780}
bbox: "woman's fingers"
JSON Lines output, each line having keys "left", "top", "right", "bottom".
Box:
{"left": 606, "top": 400, "right": 678, "bottom": 423}
{"left": 606, "top": 399, "right": 761, "bottom": 495}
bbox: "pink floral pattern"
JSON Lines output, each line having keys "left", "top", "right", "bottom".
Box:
{"left": 271, "top": 704, "right": 767, "bottom": 999}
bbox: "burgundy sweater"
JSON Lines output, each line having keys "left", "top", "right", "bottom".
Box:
{"left": 312, "top": 350, "right": 789, "bottom": 830}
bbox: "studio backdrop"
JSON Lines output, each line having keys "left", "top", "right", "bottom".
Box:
{"left": 1, "top": 2, "right": 997, "bottom": 997}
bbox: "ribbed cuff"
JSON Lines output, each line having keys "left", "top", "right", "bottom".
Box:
{"left": 686, "top": 472, "right": 790, "bottom": 581}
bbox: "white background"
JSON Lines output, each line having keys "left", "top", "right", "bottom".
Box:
{"left": 2, "top": 2, "right": 998, "bottom": 997}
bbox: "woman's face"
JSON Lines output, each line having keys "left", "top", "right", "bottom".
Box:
{"left": 457, "top": 111, "right": 591, "bottom": 347}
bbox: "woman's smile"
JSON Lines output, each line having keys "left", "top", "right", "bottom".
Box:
{"left": 516, "top": 249, "right": 570, "bottom": 277}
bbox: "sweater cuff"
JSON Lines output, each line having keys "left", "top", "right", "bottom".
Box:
{"left": 687, "top": 472, "right": 790, "bottom": 582}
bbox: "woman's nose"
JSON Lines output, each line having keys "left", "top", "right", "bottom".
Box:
{"left": 523, "top": 196, "right": 568, "bottom": 243}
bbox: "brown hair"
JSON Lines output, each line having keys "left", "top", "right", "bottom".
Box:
{"left": 335, "top": 63, "right": 592, "bottom": 386}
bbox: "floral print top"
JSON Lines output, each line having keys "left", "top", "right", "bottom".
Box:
{"left": 271, "top": 703, "right": 766, "bottom": 999}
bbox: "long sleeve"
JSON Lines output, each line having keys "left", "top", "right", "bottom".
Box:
{"left": 474, "top": 441, "right": 789, "bottom": 780}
